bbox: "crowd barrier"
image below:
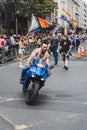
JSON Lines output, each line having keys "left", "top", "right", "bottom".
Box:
{"left": 0, "top": 39, "right": 87, "bottom": 63}
{"left": 0, "top": 43, "right": 37, "bottom": 64}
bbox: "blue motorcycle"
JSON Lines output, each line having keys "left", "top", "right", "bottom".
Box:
{"left": 22, "top": 64, "right": 54, "bottom": 105}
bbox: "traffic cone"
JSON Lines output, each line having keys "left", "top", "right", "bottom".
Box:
{"left": 81, "top": 44, "right": 85, "bottom": 57}
{"left": 76, "top": 45, "right": 82, "bottom": 58}
{"left": 85, "top": 44, "right": 87, "bottom": 54}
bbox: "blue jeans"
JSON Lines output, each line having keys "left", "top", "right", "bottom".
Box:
{"left": 52, "top": 48, "right": 58, "bottom": 64}
{"left": 21, "top": 66, "right": 31, "bottom": 92}
{"left": 21, "top": 66, "right": 29, "bottom": 80}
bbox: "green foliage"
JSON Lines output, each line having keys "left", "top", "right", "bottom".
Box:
{"left": 0, "top": 0, "right": 57, "bottom": 25}
{"left": 14, "top": 0, "right": 57, "bottom": 18}
{"left": 0, "top": 0, "right": 57, "bottom": 19}
{"left": 0, "top": 1, "right": 3, "bottom": 12}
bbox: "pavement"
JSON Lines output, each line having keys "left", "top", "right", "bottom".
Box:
{"left": 0, "top": 41, "right": 87, "bottom": 130}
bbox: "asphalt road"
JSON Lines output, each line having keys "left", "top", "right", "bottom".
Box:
{"left": 0, "top": 54, "right": 87, "bottom": 130}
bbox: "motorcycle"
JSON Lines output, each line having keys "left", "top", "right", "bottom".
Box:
{"left": 22, "top": 63, "right": 54, "bottom": 105}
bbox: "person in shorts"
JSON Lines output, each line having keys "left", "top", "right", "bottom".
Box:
{"left": 18, "top": 36, "right": 26, "bottom": 68}
{"left": 59, "top": 35, "right": 72, "bottom": 70}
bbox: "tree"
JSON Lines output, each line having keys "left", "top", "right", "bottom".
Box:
{"left": 13, "top": 0, "right": 57, "bottom": 31}
{"left": 14, "top": 0, "right": 57, "bottom": 19}
{"left": 0, "top": 1, "right": 3, "bottom": 12}
{"left": 1, "top": 0, "right": 57, "bottom": 34}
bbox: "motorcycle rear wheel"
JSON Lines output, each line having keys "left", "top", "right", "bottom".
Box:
{"left": 25, "top": 81, "right": 40, "bottom": 105}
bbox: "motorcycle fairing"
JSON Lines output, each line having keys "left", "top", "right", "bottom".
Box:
{"left": 29, "top": 65, "right": 49, "bottom": 79}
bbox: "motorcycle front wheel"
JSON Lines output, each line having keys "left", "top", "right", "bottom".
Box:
{"left": 25, "top": 80, "right": 40, "bottom": 105}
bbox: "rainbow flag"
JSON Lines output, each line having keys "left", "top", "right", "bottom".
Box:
{"left": 38, "top": 17, "right": 49, "bottom": 28}
{"left": 69, "top": 22, "right": 74, "bottom": 30}
{"left": 69, "top": 18, "right": 77, "bottom": 30}
{"left": 70, "top": 18, "right": 77, "bottom": 27}
{"left": 28, "top": 14, "right": 40, "bottom": 32}
{"left": 61, "top": 9, "right": 71, "bottom": 22}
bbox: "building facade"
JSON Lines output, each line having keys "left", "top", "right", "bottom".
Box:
{"left": 53, "top": 0, "right": 87, "bottom": 33}
{"left": 79, "top": 0, "right": 87, "bottom": 30}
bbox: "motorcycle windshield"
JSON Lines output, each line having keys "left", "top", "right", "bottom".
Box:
{"left": 29, "top": 65, "right": 49, "bottom": 78}
{"left": 29, "top": 66, "right": 37, "bottom": 76}
{"left": 36, "top": 66, "right": 49, "bottom": 78}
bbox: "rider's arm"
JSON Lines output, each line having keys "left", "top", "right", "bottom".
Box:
{"left": 26, "top": 54, "right": 34, "bottom": 67}
{"left": 26, "top": 48, "right": 39, "bottom": 67}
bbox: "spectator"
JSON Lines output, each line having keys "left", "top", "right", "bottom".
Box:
{"left": 76, "top": 35, "right": 80, "bottom": 50}
{"left": 10, "top": 34, "right": 16, "bottom": 46}
{"left": 59, "top": 35, "right": 72, "bottom": 70}
{"left": 0, "top": 35, "right": 6, "bottom": 47}
{"left": 50, "top": 33, "right": 59, "bottom": 65}
{"left": 18, "top": 36, "right": 26, "bottom": 68}
{"left": 37, "top": 37, "right": 42, "bottom": 47}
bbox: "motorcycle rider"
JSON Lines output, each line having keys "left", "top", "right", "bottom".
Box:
{"left": 20, "top": 40, "right": 51, "bottom": 86}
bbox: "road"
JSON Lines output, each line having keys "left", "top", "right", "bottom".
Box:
{"left": 0, "top": 54, "right": 87, "bottom": 130}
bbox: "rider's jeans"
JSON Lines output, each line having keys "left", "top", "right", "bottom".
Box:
{"left": 21, "top": 66, "right": 29, "bottom": 80}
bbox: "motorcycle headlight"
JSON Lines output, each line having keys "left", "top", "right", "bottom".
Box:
{"left": 32, "top": 75, "right": 35, "bottom": 77}
{"left": 41, "top": 78, "right": 45, "bottom": 81}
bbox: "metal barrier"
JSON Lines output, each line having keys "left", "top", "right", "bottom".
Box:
{"left": 0, "top": 43, "right": 38, "bottom": 64}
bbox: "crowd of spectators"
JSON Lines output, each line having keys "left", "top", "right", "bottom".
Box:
{"left": 0, "top": 31, "right": 86, "bottom": 64}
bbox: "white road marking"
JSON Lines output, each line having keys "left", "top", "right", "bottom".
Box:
{"left": 0, "top": 112, "right": 15, "bottom": 128}
{"left": 67, "top": 115, "right": 76, "bottom": 118}
{"left": 15, "top": 125, "right": 29, "bottom": 130}
{"left": 0, "top": 112, "right": 31, "bottom": 130}
{"left": 6, "top": 98, "right": 23, "bottom": 101}
{"left": 15, "top": 121, "right": 46, "bottom": 129}
{"left": 0, "top": 110, "right": 46, "bottom": 130}
{"left": 0, "top": 97, "right": 24, "bottom": 103}
{"left": 0, "top": 96, "right": 87, "bottom": 106}
{"left": 82, "top": 102, "right": 87, "bottom": 105}
{"left": 0, "top": 107, "right": 46, "bottom": 130}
